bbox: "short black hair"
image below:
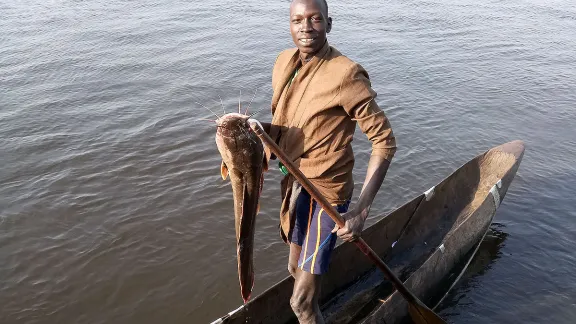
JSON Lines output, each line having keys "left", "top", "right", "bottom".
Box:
{"left": 320, "top": 0, "right": 328, "bottom": 15}
{"left": 291, "top": 0, "right": 329, "bottom": 16}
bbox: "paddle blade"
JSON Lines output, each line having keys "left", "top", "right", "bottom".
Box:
{"left": 408, "top": 302, "right": 447, "bottom": 324}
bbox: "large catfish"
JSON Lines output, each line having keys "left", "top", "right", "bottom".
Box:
{"left": 215, "top": 113, "right": 267, "bottom": 303}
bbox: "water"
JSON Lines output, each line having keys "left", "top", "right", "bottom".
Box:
{"left": 1, "top": 0, "right": 575, "bottom": 323}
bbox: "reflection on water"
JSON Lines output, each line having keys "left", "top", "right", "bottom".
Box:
{"left": 434, "top": 224, "right": 509, "bottom": 315}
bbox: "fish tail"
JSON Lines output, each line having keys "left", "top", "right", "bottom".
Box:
{"left": 236, "top": 173, "right": 260, "bottom": 302}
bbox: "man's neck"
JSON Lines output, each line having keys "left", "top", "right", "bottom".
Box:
{"left": 298, "top": 41, "right": 328, "bottom": 65}
{"left": 299, "top": 53, "right": 314, "bottom": 65}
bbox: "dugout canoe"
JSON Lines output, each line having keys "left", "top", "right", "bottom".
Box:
{"left": 211, "top": 140, "right": 525, "bottom": 324}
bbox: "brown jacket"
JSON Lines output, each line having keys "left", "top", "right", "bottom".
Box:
{"left": 269, "top": 41, "right": 397, "bottom": 242}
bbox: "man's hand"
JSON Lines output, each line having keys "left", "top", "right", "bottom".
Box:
{"left": 248, "top": 119, "right": 271, "bottom": 135}
{"left": 331, "top": 207, "right": 368, "bottom": 242}
{"left": 248, "top": 118, "right": 263, "bottom": 131}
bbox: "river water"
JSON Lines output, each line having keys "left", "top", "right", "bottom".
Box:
{"left": 1, "top": 0, "right": 575, "bottom": 323}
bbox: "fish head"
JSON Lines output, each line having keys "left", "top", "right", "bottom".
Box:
{"left": 215, "top": 113, "right": 266, "bottom": 176}
{"left": 216, "top": 113, "right": 250, "bottom": 139}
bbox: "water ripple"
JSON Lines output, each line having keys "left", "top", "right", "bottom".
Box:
{"left": 1, "top": 0, "right": 575, "bottom": 323}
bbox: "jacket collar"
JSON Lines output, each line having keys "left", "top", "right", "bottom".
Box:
{"left": 271, "top": 40, "right": 331, "bottom": 113}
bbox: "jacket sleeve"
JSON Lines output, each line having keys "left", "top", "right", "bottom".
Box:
{"left": 271, "top": 52, "right": 283, "bottom": 96}
{"left": 339, "top": 63, "right": 397, "bottom": 161}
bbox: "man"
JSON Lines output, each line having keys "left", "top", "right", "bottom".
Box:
{"left": 257, "top": 0, "right": 396, "bottom": 322}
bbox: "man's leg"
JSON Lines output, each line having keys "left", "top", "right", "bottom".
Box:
{"left": 291, "top": 266, "right": 324, "bottom": 324}
{"left": 289, "top": 242, "right": 324, "bottom": 323}
{"left": 288, "top": 218, "right": 336, "bottom": 323}
{"left": 287, "top": 191, "right": 348, "bottom": 323}
{"left": 289, "top": 243, "right": 323, "bottom": 323}
{"left": 288, "top": 243, "right": 302, "bottom": 278}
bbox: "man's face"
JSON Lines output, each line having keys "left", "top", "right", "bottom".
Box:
{"left": 289, "top": 0, "right": 332, "bottom": 56}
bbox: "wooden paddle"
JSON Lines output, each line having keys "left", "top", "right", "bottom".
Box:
{"left": 250, "top": 123, "right": 447, "bottom": 324}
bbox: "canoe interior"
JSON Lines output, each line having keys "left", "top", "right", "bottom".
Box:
{"left": 214, "top": 141, "right": 524, "bottom": 324}
{"left": 357, "top": 142, "right": 524, "bottom": 324}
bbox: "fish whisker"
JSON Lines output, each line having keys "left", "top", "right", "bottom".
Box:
{"left": 196, "top": 118, "right": 217, "bottom": 123}
{"left": 195, "top": 101, "right": 222, "bottom": 120}
{"left": 218, "top": 94, "right": 226, "bottom": 115}
{"left": 248, "top": 105, "right": 268, "bottom": 119}
{"left": 244, "top": 88, "right": 258, "bottom": 115}
{"left": 238, "top": 89, "right": 242, "bottom": 114}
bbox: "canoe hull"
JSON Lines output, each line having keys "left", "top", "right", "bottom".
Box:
{"left": 212, "top": 141, "right": 525, "bottom": 324}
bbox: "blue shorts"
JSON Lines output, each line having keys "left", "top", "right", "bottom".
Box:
{"left": 290, "top": 189, "right": 350, "bottom": 275}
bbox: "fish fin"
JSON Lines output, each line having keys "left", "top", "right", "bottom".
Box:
{"left": 221, "top": 161, "right": 229, "bottom": 180}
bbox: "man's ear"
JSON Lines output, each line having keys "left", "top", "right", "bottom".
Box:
{"left": 327, "top": 17, "right": 332, "bottom": 33}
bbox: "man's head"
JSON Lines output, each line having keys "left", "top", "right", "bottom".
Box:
{"left": 289, "top": 0, "right": 332, "bottom": 58}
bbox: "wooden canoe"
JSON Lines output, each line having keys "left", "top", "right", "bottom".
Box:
{"left": 211, "top": 140, "right": 525, "bottom": 324}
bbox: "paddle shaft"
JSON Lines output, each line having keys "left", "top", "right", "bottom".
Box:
{"left": 250, "top": 123, "right": 422, "bottom": 305}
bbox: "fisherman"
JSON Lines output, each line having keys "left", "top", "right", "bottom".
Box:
{"left": 256, "top": 0, "right": 397, "bottom": 323}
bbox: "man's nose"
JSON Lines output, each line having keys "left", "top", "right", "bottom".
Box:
{"left": 300, "top": 18, "right": 313, "bottom": 31}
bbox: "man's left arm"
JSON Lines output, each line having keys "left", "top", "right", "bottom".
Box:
{"left": 334, "top": 63, "right": 397, "bottom": 242}
{"left": 333, "top": 155, "right": 391, "bottom": 242}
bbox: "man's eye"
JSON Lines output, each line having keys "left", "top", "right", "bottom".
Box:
{"left": 292, "top": 19, "right": 301, "bottom": 23}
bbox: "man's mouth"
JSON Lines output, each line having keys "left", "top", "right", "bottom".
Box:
{"left": 298, "top": 37, "right": 317, "bottom": 45}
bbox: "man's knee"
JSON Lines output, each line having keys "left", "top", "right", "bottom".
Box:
{"left": 290, "top": 271, "right": 324, "bottom": 323}
{"left": 290, "top": 291, "right": 314, "bottom": 316}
